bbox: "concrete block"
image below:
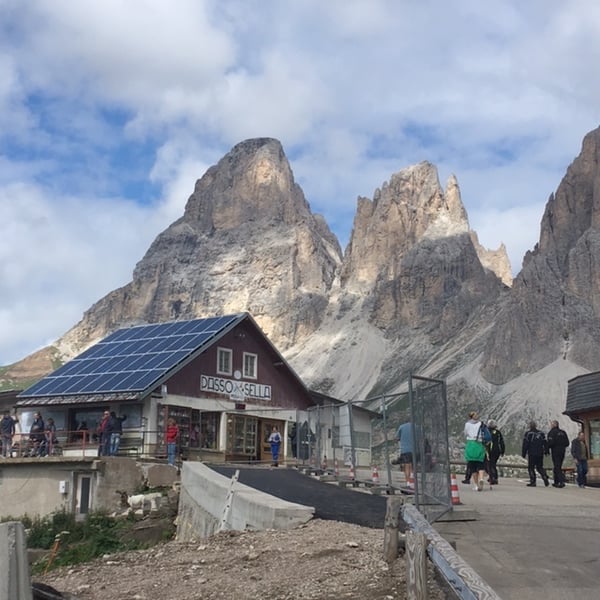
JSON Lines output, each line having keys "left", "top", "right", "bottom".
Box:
{"left": 144, "top": 463, "right": 179, "bottom": 488}
{"left": 176, "top": 462, "right": 314, "bottom": 541}
{"left": 0, "top": 521, "right": 32, "bottom": 600}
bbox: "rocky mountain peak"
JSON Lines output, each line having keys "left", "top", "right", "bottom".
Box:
{"left": 481, "top": 125, "right": 600, "bottom": 385}
{"left": 182, "top": 137, "right": 311, "bottom": 233}
{"left": 57, "top": 138, "right": 342, "bottom": 357}
{"left": 341, "top": 162, "right": 471, "bottom": 291}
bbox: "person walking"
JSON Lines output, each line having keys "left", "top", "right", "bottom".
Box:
{"left": 571, "top": 430, "right": 589, "bottom": 488}
{"left": 268, "top": 425, "right": 282, "bottom": 467}
{"left": 0, "top": 410, "right": 16, "bottom": 458}
{"left": 395, "top": 421, "right": 414, "bottom": 482}
{"left": 464, "top": 412, "right": 487, "bottom": 491}
{"left": 166, "top": 417, "right": 179, "bottom": 467}
{"left": 486, "top": 420, "right": 505, "bottom": 485}
{"left": 522, "top": 421, "right": 549, "bottom": 487}
{"left": 547, "top": 420, "right": 570, "bottom": 487}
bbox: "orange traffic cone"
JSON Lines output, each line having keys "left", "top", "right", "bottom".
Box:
{"left": 372, "top": 464, "right": 380, "bottom": 485}
{"left": 407, "top": 472, "right": 415, "bottom": 490}
{"left": 349, "top": 463, "right": 355, "bottom": 480}
{"left": 450, "top": 472, "right": 462, "bottom": 505}
{"left": 334, "top": 459, "right": 339, "bottom": 478}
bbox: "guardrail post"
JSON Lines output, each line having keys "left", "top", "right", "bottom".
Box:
{"left": 406, "top": 531, "right": 428, "bottom": 600}
{"left": 383, "top": 495, "right": 404, "bottom": 564}
{"left": 0, "top": 521, "right": 33, "bottom": 600}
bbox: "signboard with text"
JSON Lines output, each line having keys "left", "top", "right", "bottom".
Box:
{"left": 200, "top": 374, "right": 272, "bottom": 402}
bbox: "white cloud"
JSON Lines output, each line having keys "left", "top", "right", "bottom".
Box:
{"left": 1, "top": 0, "right": 600, "bottom": 364}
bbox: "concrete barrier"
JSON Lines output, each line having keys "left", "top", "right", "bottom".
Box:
{"left": 176, "top": 463, "right": 314, "bottom": 541}
{"left": 0, "top": 521, "right": 32, "bottom": 600}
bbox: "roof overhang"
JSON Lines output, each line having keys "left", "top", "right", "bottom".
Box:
{"left": 15, "top": 392, "right": 140, "bottom": 407}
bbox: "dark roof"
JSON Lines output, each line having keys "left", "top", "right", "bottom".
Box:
{"left": 18, "top": 314, "right": 246, "bottom": 401}
{"left": 565, "top": 371, "right": 600, "bottom": 416}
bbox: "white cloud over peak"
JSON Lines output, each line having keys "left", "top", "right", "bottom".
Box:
{"left": 1, "top": 0, "right": 600, "bottom": 364}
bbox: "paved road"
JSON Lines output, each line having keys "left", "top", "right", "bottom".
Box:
{"left": 435, "top": 477, "right": 600, "bottom": 599}
{"left": 209, "top": 465, "right": 388, "bottom": 528}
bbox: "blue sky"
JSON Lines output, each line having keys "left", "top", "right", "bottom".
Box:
{"left": 1, "top": 0, "right": 600, "bottom": 365}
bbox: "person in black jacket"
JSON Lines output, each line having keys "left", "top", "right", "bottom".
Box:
{"left": 486, "top": 420, "right": 505, "bottom": 485}
{"left": 522, "top": 421, "right": 549, "bottom": 487}
{"left": 109, "top": 412, "right": 127, "bottom": 456}
{"left": 547, "top": 420, "right": 570, "bottom": 488}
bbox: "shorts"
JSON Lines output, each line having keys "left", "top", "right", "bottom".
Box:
{"left": 399, "top": 452, "right": 413, "bottom": 465}
{"left": 467, "top": 460, "right": 485, "bottom": 471}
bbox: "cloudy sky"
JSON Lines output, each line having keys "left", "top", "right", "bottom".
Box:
{"left": 1, "top": 0, "right": 600, "bottom": 366}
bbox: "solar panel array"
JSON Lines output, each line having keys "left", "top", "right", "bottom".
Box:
{"left": 21, "top": 314, "right": 243, "bottom": 398}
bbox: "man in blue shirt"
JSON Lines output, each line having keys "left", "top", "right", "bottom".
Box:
{"left": 396, "top": 421, "right": 414, "bottom": 481}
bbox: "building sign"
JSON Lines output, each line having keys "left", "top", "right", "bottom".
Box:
{"left": 200, "top": 374, "right": 272, "bottom": 401}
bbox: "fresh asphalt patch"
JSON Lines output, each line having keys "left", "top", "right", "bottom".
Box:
{"left": 209, "top": 466, "right": 388, "bottom": 529}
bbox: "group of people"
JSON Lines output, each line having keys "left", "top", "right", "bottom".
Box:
{"left": 464, "top": 412, "right": 590, "bottom": 490}
{"left": 97, "top": 411, "right": 127, "bottom": 456}
{"left": 521, "top": 420, "right": 589, "bottom": 489}
{"left": 0, "top": 410, "right": 59, "bottom": 457}
{"left": 463, "top": 412, "right": 505, "bottom": 491}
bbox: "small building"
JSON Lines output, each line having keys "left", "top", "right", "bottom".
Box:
{"left": 565, "top": 371, "right": 600, "bottom": 484}
{"left": 16, "top": 313, "right": 375, "bottom": 469}
{"left": 17, "top": 313, "right": 317, "bottom": 463}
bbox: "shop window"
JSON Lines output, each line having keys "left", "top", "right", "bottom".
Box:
{"left": 20, "top": 409, "right": 67, "bottom": 435}
{"left": 243, "top": 352, "right": 257, "bottom": 379}
{"left": 590, "top": 419, "right": 600, "bottom": 458}
{"left": 217, "top": 347, "right": 232, "bottom": 375}
{"left": 228, "top": 415, "right": 258, "bottom": 456}
{"left": 190, "top": 410, "right": 219, "bottom": 450}
{"left": 118, "top": 404, "right": 143, "bottom": 428}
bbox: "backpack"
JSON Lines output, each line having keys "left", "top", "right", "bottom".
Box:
{"left": 478, "top": 422, "right": 492, "bottom": 444}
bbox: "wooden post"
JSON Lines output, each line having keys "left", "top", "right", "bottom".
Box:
{"left": 383, "top": 495, "right": 404, "bottom": 564}
{"left": 406, "top": 531, "right": 428, "bottom": 600}
{"left": 0, "top": 521, "right": 33, "bottom": 600}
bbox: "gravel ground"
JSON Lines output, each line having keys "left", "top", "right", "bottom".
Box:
{"left": 37, "top": 519, "right": 448, "bottom": 600}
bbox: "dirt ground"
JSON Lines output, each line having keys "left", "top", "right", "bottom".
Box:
{"left": 37, "top": 519, "right": 448, "bottom": 600}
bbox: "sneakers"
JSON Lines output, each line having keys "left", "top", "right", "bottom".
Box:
{"left": 477, "top": 480, "right": 484, "bottom": 492}
{"left": 472, "top": 484, "right": 479, "bottom": 491}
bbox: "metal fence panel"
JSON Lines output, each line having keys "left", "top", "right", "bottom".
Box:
{"left": 409, "top": 374, "right": 451, "bottom": 522}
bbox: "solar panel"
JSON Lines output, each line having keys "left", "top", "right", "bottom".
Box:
{"left": 20, "top": 314, "right": 244, "bottom": 398}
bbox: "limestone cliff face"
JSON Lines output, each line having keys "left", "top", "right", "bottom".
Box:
{"left": 338, "top": 163, "right": 504, "bottom": 339}
{"left": 58, "top": 138, "right": 342, "bottom": 356}
{"left": 469, "top": 232, "right": 512, "bottom": 287}
{"left": 341, "top": 163, "right": 470, "bottom": 290}
{"left": 481, "top": 126, "right": 600, "bottom": 384}
{"left": 12, "top": 129, "right": 600, "bottom": 447}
